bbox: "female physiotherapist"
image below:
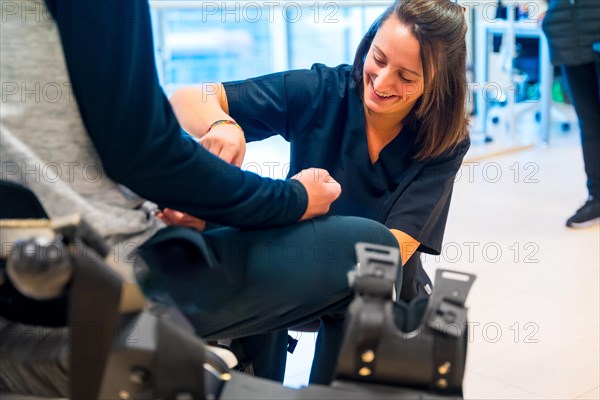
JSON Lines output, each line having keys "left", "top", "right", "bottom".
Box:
{"left": 170, "top": 0, "right": 470, "bottom": 384}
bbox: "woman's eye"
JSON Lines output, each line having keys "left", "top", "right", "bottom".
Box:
{"left": 400, "top": 75, "right": 414, "bottom": 83}
{"left": 374, "top": 57, "right": 385, "bottom": 66}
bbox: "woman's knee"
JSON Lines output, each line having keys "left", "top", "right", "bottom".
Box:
{"left": 320, "top": 216, "right": 397, "bottom": 248}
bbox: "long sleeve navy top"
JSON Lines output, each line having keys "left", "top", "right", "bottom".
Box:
{"left": 43, "top": 0, "right": 308, "bottom": 228}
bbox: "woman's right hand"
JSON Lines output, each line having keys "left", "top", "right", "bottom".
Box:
{"left": 170, "top": 84, "right": 245, "bottom": 165}
{"left": 292, "top": 168, "right": 342, "bottom": 221}
{"left": 199, "top": 123, "right": 246, "bottom": 166}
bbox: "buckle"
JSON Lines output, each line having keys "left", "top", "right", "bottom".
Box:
{"left": 348, "top": 243, "right": 400, "bottom": 299}
{"left": 427, "top": 300, "right": 468, "bottom": 337}
{"left": 426, "top": 270, "right": 476, "bottom": 338}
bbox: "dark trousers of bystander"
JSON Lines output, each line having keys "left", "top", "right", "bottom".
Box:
{"left": 561, "top": 62, "right": 600, "bottom": 199}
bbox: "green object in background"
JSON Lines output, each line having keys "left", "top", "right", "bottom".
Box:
{"left": 552, "top": 79, "right": 565, "bottom": 103}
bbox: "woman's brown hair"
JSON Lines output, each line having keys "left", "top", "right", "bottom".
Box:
{"left": 352, "top": 0, "right": 469, "bottom": 160}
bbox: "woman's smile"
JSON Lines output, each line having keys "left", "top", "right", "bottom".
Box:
{"left": 368, "top": 76, "right": 398, "bottom": 103}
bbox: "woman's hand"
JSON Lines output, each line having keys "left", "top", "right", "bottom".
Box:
{"left": 199, "top": 123, "right": 246, "bottom": 166}
{"left": 291, "top": 168, "right": 342, "bottom": 220}
{"left": 156, "top": 208, "right": 206, "bottom": 232}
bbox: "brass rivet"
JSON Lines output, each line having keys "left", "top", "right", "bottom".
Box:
{"left": 118, "top": 391, "right": 130, "bottom": 400}
{"left": 438, "top": 361, "right": 451, "bottom": 375}
{"left": 130, "top": 366, "right": 149, "bottom": 385}
{"left": 358, "top": 367, "right": 372, "bottom": 376}
{"left": 220, "top": 372, "right": 232, "bottom": 381}
{"left": 436, "top": 378, "right": 448, "bottom": 389}
{"left": 361, "top": 350, "right": 375, "bottom": 363}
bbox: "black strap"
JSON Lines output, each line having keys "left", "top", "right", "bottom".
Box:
{"left": 352, "top": 298, "right": 386, "bottom": 377}
{"left": 155, "top": 317, "right": 206, "bottom": 399}
{"left": 425, "top": 270, "right": 475, "bottom": 395}
{"left": 68, "top": 242, "right": 122, "bottom": 399}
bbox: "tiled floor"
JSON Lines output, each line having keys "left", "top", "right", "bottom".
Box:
{"left": 255, "top": 118, "right": 600, "bottom": 398}
{"left": 448, "top": 132, "right": 600, "bottom": 399}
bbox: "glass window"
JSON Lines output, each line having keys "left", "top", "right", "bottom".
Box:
{"left": 150, "top": 1, "right": 389, "bottom": 93}
{"left": 286, "top": 4, "right": 386, "bottom": 69}
{"left": 152, "top": 7, "right": 277, "bottom": 93}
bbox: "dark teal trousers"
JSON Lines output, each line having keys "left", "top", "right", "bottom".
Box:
{"left": 136, "top": 216, "right": 399, "bottom": 384}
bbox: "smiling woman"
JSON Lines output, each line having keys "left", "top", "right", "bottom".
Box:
{"left": 362, "top": 21, "right": 425, "bottom": 163}
{"left": 169, "top": 0, "right": 470, "bottom": 385}
{"left": 352, "top": 0, "right": 469, "bottom": 162}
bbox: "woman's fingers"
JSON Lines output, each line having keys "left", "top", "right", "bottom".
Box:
{"left": 200, "top": 137, "right": 222, "bottom": 157}
{"left": 155, "top": 211, "right": 171, "bottom": 225}
{"left": 218, "top": 146, "right": 237, "bottom": 165}
{"left": 292, "top": 168, "right": 342, "bottom": 221}
{"left": 158, "top": 208, "right": 206, "bottom": 232}
{"left": 200, "top": 137, "right": 238, "bottom": 164}
{"left": 198, "top": 126, "right": 245, "bottom": 166}
{"left": 231, "top": 148, "right": 245, "bottom": 167}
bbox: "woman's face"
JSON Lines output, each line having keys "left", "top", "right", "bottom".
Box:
{"left": 363, "top": 16, "right": 425, "bottom": 117}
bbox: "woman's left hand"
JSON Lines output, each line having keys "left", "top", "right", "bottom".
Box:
{"left": 156, "top": 208, "right": 206, "bottom": 232}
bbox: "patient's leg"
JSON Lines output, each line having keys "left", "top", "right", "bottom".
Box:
{"left": 136, "top": 215, "right": 399, "bottom": 382}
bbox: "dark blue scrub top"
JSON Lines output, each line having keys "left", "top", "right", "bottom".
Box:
{"left": 224, "top": 64, "right": 469, "bottom": 300}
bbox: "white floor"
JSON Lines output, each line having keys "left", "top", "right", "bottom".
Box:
{"left": 246, "top": 117, "right": 600, "bottom": 398}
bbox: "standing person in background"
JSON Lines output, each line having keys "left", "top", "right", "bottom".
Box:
{"left": 170, "top": 0, "right": 470, "bottom": 383}
{"left": 542, "top": 0, "right": 600, "bottom": 228}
